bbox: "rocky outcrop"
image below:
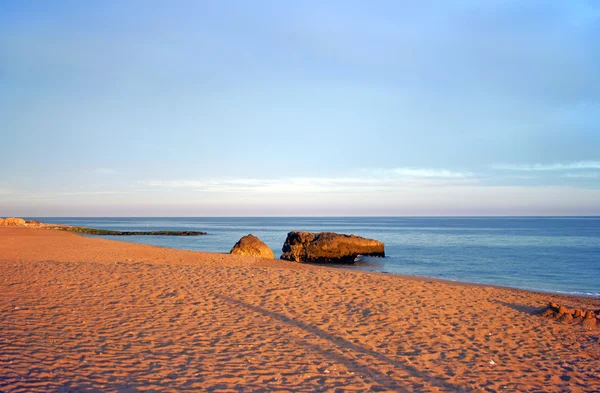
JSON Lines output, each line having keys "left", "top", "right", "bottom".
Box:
{"left": 25, "top": 220, "right": 43, "bottom": 227}
{"left": 1, "top": 217, "right": 26, "bottom": 226}
{"left": 0, "top": 218, "right": 206, "bottom": 236}
{"left": 280, "top": 231, "right": 384, "bottom": 264}
{"left": 65, "top": 227, "right": 207, "bottom": 236}
{"left": 26, "top": 220, "right": 71, "bottom": 230}
{"left": 540, "top": 303, "right": 600, "bottom": 330}
{"left": 0, "top": 218, "right": 40, "bottom": 227}
{"left": 230, "top": 234, "right": 274, "bottom": 259}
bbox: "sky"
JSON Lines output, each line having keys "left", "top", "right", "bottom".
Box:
{"left": 1, "top": 0, "right": 599, "bottom": 216}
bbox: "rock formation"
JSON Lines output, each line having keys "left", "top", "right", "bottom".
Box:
{"left": 280, "top": 231, "right": 385, "bottom": 264}
{"left": 25, "top": 220, "right": 43, "bottom": 227}
{"left": 0, "top": 218, "right": 3, "bottom": 225}
{"left": 1, "top": 217, "right": 26, "bottom": 226}
{"left": 0, "top": 218, "right": 206, "bottom": 236}
{"left": 230, "top": 234, "right": 274, "bottom": 259}
{"left": 540, "top": 302, "right": 600, "bottom": 330}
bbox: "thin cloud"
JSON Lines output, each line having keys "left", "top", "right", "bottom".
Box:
{"left": 493, "top": 161, "right": 600, "bottom": 171}
{"left": 562, "top": 172, "right": 600, "bottom": 178}
{"left": 21, "top": 191, "right": 131, "bottom": 199}
{"left": 53, "top": 191, "right": 130, "bottom": 196}
{"left": 142, "top": 178, "right": 383, "bottom": 193}
{"left": 141, "top": 173, "right": 477, "bottom": 194}
{"left": 96, "top": 168, "right": 120, "bottom": 175}
{"left": 386, "top": 168, "right": 473, "bottom": 178}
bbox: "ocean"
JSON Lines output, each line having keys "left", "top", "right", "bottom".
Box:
{"left": 31, "top": 217, "right": 600, "bottom": 297}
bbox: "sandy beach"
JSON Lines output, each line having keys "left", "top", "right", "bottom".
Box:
{"left": 1, "top": 227, "right": 599, "bottom": 392}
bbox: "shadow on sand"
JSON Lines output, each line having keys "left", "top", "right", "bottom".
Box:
{"left": 496, "top": 301, "right": 545, "bottom": 315}
{"left": 215, "top": 293, "right": 468, "bottom": 392}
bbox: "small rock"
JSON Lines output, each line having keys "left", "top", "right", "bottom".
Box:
{"left": 540, "top": 308, "right": 555, "bottom": 317}
{"left": 558, "top": 313, "right": 573, "bottom": 323}
{"left": 558, "top": 305, "right": 571, "bottom": 315}
{"left": 582, "top": 318, "right": 596, "bottom": 329}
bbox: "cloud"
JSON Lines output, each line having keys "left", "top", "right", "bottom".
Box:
{"left": 384, "top": 168, "right": 473, "bottom": 178}
{"left": 142, "top": 178, "right": 386, "bottom": 194}
{"left": 49, "top": 191, "right": 130, "bottom": 196}
{"left": 493, "top": 161, "right": 600, "bottom": 171}
{"left": 11, "top": 184, "right": 599, "bottom": 217}
{"left": 96, "top": 168, "right": 120, "bottom": 175}
{"left": 562, "top": 172, "right": 600, "bottom": 178}
{"left": 12, "top": 190, "right": 131, "bottom": 200}
{"left": 141, "top": 170, "right": 477, "bottom": 195}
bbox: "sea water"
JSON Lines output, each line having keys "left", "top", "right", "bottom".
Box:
{"left": 31, "top": 217, "right": 600, "bottom": 297}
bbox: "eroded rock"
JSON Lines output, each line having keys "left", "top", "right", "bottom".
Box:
{"left": 1, "top": 217, "right": 26, "bottom": 226}
{"left": 280, "top": 231, "right": 384, "bottom": 264}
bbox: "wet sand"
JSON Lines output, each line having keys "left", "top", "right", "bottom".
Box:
{"left": 1, "top": 226, "right": 599, "bottom": 392}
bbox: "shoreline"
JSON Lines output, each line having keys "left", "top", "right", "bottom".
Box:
{"left": 1, "top": 226, "right": 599, "bottom": 392}
{"left": 12, "top": 216, "right": 599, "bottom": 298}
{"left": 75, "top": 227, "right": 600, "bottom": 300}
{"left": 349, "top": 268, "right": 600, "bottom": 300}
{"left": 5, "top": 225, "right": 599, "bottom": 301}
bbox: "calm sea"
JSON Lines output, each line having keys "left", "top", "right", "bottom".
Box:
{"left": 31, "top": 217, "right": 600, "bottom": 297}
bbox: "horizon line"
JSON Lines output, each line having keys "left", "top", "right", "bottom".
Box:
{"left": 15, "top": 215, "right": 600, "bottom": 219}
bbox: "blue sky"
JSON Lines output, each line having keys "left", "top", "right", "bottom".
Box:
{"left": 1, "top": 1, "right": 599, "bottom": 216}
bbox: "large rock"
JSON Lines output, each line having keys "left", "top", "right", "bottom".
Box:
{"left": 1, "top": 217, "right": 26, "bottom": 226}
{"left": 281, "top": 231, "right": 385, "bottom": 264}
{"left": 230, "top": 234, "right": 274, "bottom": 259}
{"left": 0, "top": 218, "right": 3, "bottom": 225}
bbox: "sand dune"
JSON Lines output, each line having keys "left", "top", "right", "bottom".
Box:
{"left": 1, "top": 227, "right": 599, "bottom": 392}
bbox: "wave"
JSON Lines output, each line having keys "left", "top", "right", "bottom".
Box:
{"left": 553, "top": 290, "right": 600, "bottom": 298}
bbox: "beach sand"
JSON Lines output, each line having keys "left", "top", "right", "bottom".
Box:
{"left": 1, "top": 227, "right": 599, "bottom": 392}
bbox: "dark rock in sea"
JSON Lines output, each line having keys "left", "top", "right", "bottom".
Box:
{"left": 280, "top": 231, "right": 385, "bottom": 264}
{"left": 0, "top": 218, "right": 207, "bottom": 236}
{"left": 65, "top": 227, "right": 207, "bottom": 236}
{"left": 230, "top": 234, "right": 274, "bottom": 259}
